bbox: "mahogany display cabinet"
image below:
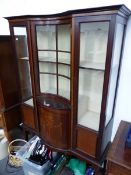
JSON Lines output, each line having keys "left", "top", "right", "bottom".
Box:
{"left": 5, "top": 4, "right": 130, "bottom": 171}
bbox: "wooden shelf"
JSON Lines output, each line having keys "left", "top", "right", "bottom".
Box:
{"left": 19, "top": 57, "right": 29, "bottom": 60}
{"left": 80, "top": 61, "right": 105, "bottom": 71}
{"left": 39, "top": 72, "right": 70, "bottom": 79}
{"left": 38, "top": 49, "right": 70, "bottom": 53}
{"left": 39, "top": 60, "right": 70, "bottom": 66}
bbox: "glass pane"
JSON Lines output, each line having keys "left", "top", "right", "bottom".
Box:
{"left": 14, "top": 27, "right": 28, "bottom": 60}
{"left": 58, "top": 52, "right": 70, "bottom": 64}
{"left": 36, "top": 24, "right": 71, "bottom": 100}
{"left": 38, "top": 51, "right": 56, "bottom": 62}
{"left": 39, "top": 62, "right": 56, "bottom": 74}
{"left": 58, "top": 24, "right": 70, "bottom": 51}
{"left": 13, "top": 27, "right": 33, "bottom": 104}
{"left": 105, "top": 24, "right": 124, "bottom": 126}
{"left": 58, "top": 76, "right": 70, "bottom": 99}
{"left": 80, "top": 22, "right": 109, "bottom": 70}
{"left": 58, "top": 64, "right": 70, "bottom": 77}
{"left": 18, "top": 59, "right": 32, "bottom": 99}
{"left": 36, "top": 25, "right": 56, "bottom": 50}
{"left": 78, "top": 69, "right": 104, "bottom": 131}
{"left": 40, "top": 74, "right": 57, "bottom": 94}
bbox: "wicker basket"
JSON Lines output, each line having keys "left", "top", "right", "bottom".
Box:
{"left": 8, "top": 139, "right": 27, "bottom": 167}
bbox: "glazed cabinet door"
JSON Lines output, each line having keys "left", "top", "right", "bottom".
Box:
{"left": 34, "top": 23, "right": 71, "bottom": 100}
{"left": 13, "top": 27, "right": 33, "bottom": 102}
{"left": 73, "top": 15, "right": 126, "bottom": 159}
{"left": 77, "top": 22, "right": 109, "bottom": 131}
{"left": 11, "top": 25, "right": 35, "bottom": 129}
{"left": 72, "top": 16, "right": 110, "bottom": 158}
{"left": 31, "top": 20, "right": 71, "bottom": 149}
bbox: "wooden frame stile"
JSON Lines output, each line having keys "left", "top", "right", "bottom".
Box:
{"left": 27, "top": 20, "right": 40, "bottom": 133}
{"left": 71, "top": 16, "right": 79, "bottom": 151}
{"left": 0, "top": 80, "right": 5, "bottom": 111}
{"left": 95, "top": 14, "right": 117, "bottom": 160}
{"left": 69, "top": 15, "right": 75, "bottom": 151}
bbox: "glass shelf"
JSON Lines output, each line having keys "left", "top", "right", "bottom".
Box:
{"left": 24, "top": 98, "right": 34, "bottom": 107}
{"left": 79, "top": 61, "right": 105, "bottom": 70}
{"left": 19, "top": 57, "right": 29, "bottom": 60}
{"left": 38, "top": 57, "right": 56, "bottom": 63}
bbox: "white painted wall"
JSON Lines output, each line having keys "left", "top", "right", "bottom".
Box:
{"left": 0, "top": 0, "right": 131, "bottom": 140}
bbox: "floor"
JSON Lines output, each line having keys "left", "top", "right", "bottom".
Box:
{"left": 0, "top": 157, "right": 24, "bottom": 175}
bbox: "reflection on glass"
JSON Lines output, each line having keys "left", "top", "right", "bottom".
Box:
{"left": 58, "top": 24, "right": 70, "bottom": 51}
{"left": 77, "top": 22, "right": 109, "bottom": 130}
{"left": 58, "top": 52, "right": 70, "bottom": 64}
{"left": 38, "top": 51, "right": 56, "bottom": 62}
{"left": 80, "top": 22, "right": 109, "bottom": 70}
{"left": 14, "top": 27, "right": 28, "bottom": 59}
{"left": 105, "top": 24, "right": 124, "bottom": 126}
{"left": 36, "top": 25, "right": 56, "bottom": 50}
{"left": 58, "top": 76, "right": 70, "bottom": 99}
{"left": 78, "top": 69, "right": 104, "bottom": 131}
{"left": 40, "top": 74, "right": 57, "bottom": 94}
{"left": 58, "top": 64, "right": 70, "bottom": 77}
{"left": 13, "top": 27, "right": 33, "bottom": 104}
{"left": 39, "top": 62, "right": 56, "bottom": 74}
{"left": 36, "top": 24, "right": 71, "bottom": 100}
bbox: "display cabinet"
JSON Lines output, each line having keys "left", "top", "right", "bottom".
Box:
{"left": 5, "top": 4, "right": 130, "bottom": 171}
{"left": 0, "top": 36, "right": 21, "bottom": 141}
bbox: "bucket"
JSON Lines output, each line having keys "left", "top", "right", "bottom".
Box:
{"left": 8, "top": 139, "right": 27, "bottom": 167}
